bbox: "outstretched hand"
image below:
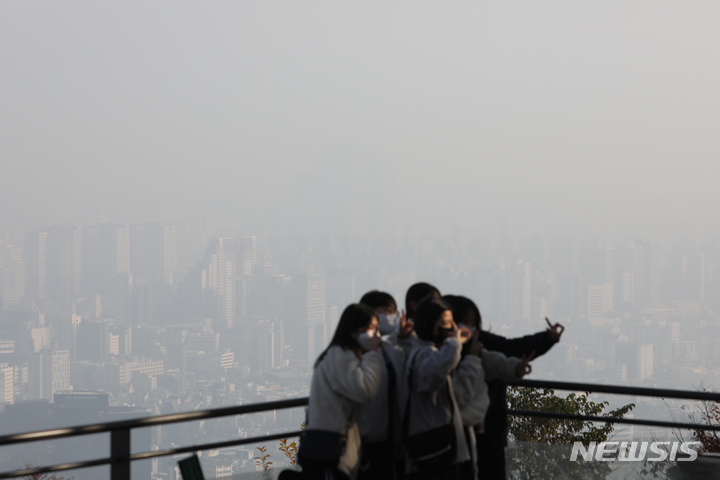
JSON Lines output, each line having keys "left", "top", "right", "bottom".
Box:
{"left": 516, "top": 351, "right": 535, "bottom": 377}
{"left": 398, "top": 309, "right": 414, "bottom": 339}
{"left": 545, "top": 317, "right": 565, "bottom": 342}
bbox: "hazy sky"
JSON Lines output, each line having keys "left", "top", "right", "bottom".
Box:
{"left": 2, "top": 2, "right": 720, "bottom": 238}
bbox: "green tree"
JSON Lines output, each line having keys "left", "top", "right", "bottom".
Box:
{"left": 506, "top": 387, "right": 635, "bottom": 480}
{"left": 643, "top": 384, "right": 720, "bottom": 479}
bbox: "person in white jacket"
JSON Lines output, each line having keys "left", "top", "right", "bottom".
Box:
{"left": 298, "top": 303, "right": 384, "bottom": 480}
{"left": 403, "top": 297, "right": 474, "bottom": 480}
{"left": 358, "top": 291, "right": 414, "bottom": 480}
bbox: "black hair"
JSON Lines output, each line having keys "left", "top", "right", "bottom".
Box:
{"left": 414, "top": 297, "right": 453, "bottom": 342}
{"left": 405, "top": 282, "right": 440, "bottom": 318}
{"left": 441, "top": 295, "right": 482, "bottom": 330}
{"left": 314, "top": 303, "right": 377, "bottom": 367}
{"left": 359, "top": 290, "right": 396, "bottom": 311}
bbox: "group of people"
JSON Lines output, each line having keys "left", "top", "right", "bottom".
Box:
{"left": 283, "top": 282, "right": 564, "bottom": 480}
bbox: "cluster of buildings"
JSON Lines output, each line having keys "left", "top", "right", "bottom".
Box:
{"left": 0, "top": 220, "right": 719, "bottom": 477}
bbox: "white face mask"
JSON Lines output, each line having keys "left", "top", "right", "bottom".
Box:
{"left": 355, "top": 330, "right": 378, "bottom": 351}
{"left": 458, "top": 323, "right": 476, "bottom": 334}
{"left": 377, "top": 312, "right": 400, "bottom": 335}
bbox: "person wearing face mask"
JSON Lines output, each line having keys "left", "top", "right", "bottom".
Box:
{"left": 402, "top": 298, "right": 475, "bottom": 480}
{"left": 450, "top": 296, "right": 563, "bottom": 480}
{"left": 296, "top": 303, "right": 384, "bottom": 480}
{"left": 442, "top": 295, "right": 534, "bottom": 480}
{"left": 357, "top": 291, "right": 414, "bottom": 480}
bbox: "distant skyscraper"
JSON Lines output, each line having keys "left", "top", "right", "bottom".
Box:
{"left": 130, "top": 223, "right": 176, "bottom": 284}
{"left": 638, "top": 344, "right": 653, "bottom": 380}
{"left": 0, "top": 364, "right": 13, "bottom": 405}
{"left": 522, "top": 262, "right": 531, "bottom": 325}
{"left": 476, "top": 268, "right": 494, "bottom": 319}
{"left": 240, "top": 236, "right": 257, "bottom": 277}
{"left": 1, "top": 245, "right": 25, "bottom": 309}
{"left": 588, "top": 283, "right": 613, "bottom": 317}
{"left": 26, "top": 226, "right": 82, "bottom": 305}
{"left": 76, "top": 320, "right": 111, "bottom": 362}
{"left": 245, "top": 274, "right": 290, "bottom": 319}
{"left": 287, "top": 273, "right": 326, "bottom": 365}
{"left": 24, "top": 230, "right": 47, "bottom": 301}
{"left": 211, "top": 238, "right": 236, "bottom": 328}
{"left": 83, "top": 224, "right": 129, "bottom": 299}
{"left": 114, "top": 273, "right": 133, "bottom": 326}
{"left": 29, "top": 348, "right": 70, "bottom": 400}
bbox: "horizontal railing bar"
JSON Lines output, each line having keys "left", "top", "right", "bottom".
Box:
{"left": 0, "top": 379, "right": 716, "bottom": 478}
{"left": 0, "top": 456, "right": 112, "bottom": 480}
{"left": 509, "top": 379, "right": 720, "bottom": 402}
{"left": 131, "top": 430, "right": 305, "bottom": 461}
{"left": 508, "top": 409, "right": 720, "bottom": 431}
{"left": 0, "top": 397, "right": 309, "bottom": 447}
{"left": 0, "top": 430, "right": 306, "bottom": 480}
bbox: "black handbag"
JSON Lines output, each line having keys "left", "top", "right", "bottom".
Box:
{"left": 297, "top": 428, "right": 348, "bottom": 465}
{"left": 297, "top": 359, "right": 353, "bottom": 467}
{"left": 402, "top": 351, "right": 458, "bottom": 468}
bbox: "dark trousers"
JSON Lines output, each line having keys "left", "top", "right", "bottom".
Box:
{"left": 405, "top": 462, "right": 470, "bottom": 480}
{"left": 287, "top": 466, "right": 351, "bottom": 480}
{"left": 357, "top": 441, "right": 395, "bottom": 480}
{"left": 476, "top": 446, "right": 506, "bottom": 480}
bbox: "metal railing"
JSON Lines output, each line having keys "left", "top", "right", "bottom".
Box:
{"left": 0, "top": 380, "right": 718, "bottom": 479}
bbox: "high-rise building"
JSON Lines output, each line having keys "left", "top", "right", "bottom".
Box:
{"left": 76, "top": 320, "right": 112, "bottom": 362}
{"left": 114, "top": 273, "right": 133, "bottom": 326}
{"left": 244, "top": 318, "right": 279, "bottom": 372}
{"left": 245, "top": 274, "right": 290, "bottom": 319}
{"left": 522, "top": 262, "right": 531, "bottom": 325}
{"left": 239, "top": 236, "right": 257, "bottom": 277}
{"left": 29, "top": 348, "right": 70, "bottom": 400}
{"left": 588, "top": 283, "right": 613, "bottom": 317}
{"left": 1, "top": 245, "right": 25, "bottom": 309}
{"left": 109, "top": 326, "right": 132, "bottom": 356}
{"left": 82, "top": 224, "right": 129, "bottom": 299}
{"left": 167, "top": 330, "right": 186, "bottom": 376}
{"left": 209, "top": 238, "right": 237, "bottom": 328}
{"left": 286, "top": 273, "right": 326, "bottom": 365}
{"left": 638, "top": 344, "right": 653, "bottom": 380}
{"left": 0, "top": 364, "right": 13, "bottom": 405}
{"left": 220, "top": 349, "right": 234, "bottom": 371}
{"left": 25, "top": 226, "right": 82, "bottom": 305}
{"left": 130, "top": 223, "right": 176, "bottom": 284}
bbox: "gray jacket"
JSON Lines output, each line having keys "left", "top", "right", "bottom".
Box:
{"left": 307, "top": 346, "right": 383, "bottom": 479}
{"left": 403, "top": 337, "right": 470, "bottom": 471}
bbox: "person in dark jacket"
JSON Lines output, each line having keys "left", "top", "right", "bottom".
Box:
{"left": 475, "top": 317, "right": 564, "bottom": 480}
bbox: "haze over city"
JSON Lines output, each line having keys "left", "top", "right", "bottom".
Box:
{"left": 1, "top": 2, "right": 719, "bottom": 479}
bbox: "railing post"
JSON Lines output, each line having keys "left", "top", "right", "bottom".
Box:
{"left": 111, "top": 428, "right": 131, "bottom": 480}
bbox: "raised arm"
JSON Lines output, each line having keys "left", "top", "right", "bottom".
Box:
{"left": 479, "top": 330, "right": 555, "bottom": 359}
{"left": 415, "top": 338, "right": 462, "bottom": 393}
{"left": 328, "top": 349, "right": 384, "bottom": 404}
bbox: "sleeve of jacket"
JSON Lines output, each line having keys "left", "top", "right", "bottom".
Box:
{"left": 328, "top": 349, "right": 384, "bottom": 404}
{"left": 479, "top": 330, "right": 556, "bottom": 359}
{"left": 452, "top": 355, "right": 483, "bottom": 409}
{"left": 481, "top": 349, "right": 521, "bottom": 381}
{"left": 416, "top": 338, "right": 463, "bottom": 393}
